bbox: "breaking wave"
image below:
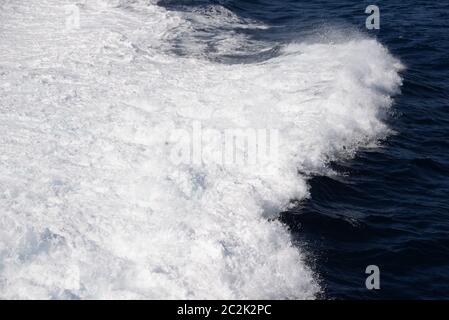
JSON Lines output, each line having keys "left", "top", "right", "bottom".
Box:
{"left": 0, "top": 0, "right": 402, "bottom": 299}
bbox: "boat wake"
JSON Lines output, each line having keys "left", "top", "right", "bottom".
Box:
{"left": 0, "top": 0, "right": 402, "bottom": 299}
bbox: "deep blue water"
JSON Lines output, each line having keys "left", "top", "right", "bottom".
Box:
{"left": 159, "top": 0, "right": 449, "bottom": 299}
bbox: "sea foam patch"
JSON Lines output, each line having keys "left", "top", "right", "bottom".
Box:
{"left": 0, "top": 0, "right": 402, "bottom": 299}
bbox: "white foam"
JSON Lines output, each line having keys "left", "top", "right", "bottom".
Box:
{"left": 0, "top": 0, "right": 402, "bottom": 299}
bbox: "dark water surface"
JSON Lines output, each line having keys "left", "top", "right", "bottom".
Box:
{"left": 160, "top": 0, "right": 449, "bottom": 299}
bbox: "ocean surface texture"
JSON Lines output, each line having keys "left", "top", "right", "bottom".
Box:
{"left": 0, "top": 0, "right": 447, "bottom": 299}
